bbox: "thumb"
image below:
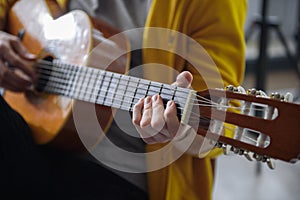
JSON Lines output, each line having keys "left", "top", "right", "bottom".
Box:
{"left": 172, "top": 71, "right": 193, "bottom": 88}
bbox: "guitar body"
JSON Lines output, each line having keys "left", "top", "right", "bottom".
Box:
{"left": 4, "top": 0, "right": 129, "bottom": 151}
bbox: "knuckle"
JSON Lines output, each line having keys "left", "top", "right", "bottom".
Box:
{"left": 0, "top": 41, "right": 8, "bottom": 54}
{"left": 132, "top": 118, "right": 140, "bottom": 126}
{"left": 151, "top": 119, "right": 164, "bottom": 131}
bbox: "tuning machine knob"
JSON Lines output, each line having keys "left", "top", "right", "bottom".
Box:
{"left": 243, "top": 150, "right": 253, "bottom": 161}
{"left": 253, "top": 153, "right": 276, "bottom": 169}
{"left": 266, "top": 157, "right": 276, "bottom": 169}
{"left": 222, "top": 144, "right": 230, "bottom": 155}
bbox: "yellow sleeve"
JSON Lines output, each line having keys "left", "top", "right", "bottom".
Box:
{"left": 185, "top": 0, "right": 247, "bottom": 158}
{"left": 186, "top": 0, "right": 247, "bottom": 90}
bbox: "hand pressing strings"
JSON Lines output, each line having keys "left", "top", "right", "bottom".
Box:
{"left": 132, "top": 71, "right": 193, "bottom": 144}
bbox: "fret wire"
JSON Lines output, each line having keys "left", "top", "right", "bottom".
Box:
{"left": 110, "top": 73, "right": 120, "bottom": 107}
{"left": 95, "top": 70, "right": 104, "bottom": 102}
{"left": 87, "top": 67, "right": 98, "bottom": 102}
{"left": 39, "top": 76, "right": 179, "bottom": 106}
{"left": 113, "top": 74, "right": 125, "bottom": 109}
{"left": 38, "top": 74, "right": 192, "bottom": 113}
{"left": 159, "top": 83, "right": 163, "bottom": 95}
{"left": 120, "top": 75, "right": 131, "bottom": 111}
{"left": 63, "top": 62, "right": 75, "bottom": 96}
{"left": 102, "top": 72, "right": 114, "bottom": 106}
{"left": 39, "top": 80, "right": 249, "bottom": 115}
{"left": 145, "top": 81, "right": 151, "bottom": 97}
{"left": 130, "top": 78, "right": 141, "bottom": 110}
{"left": 57, "top": 62, "right": 68, "bottom": 94}
{"left": 82, "top": 67, "right": 92, "bottom": 101}
{"left": 52, "top": 60, "right": 77, "bottom": 96}
{"left": 40, "top": 83, "right": 193, "bottom": 115}
{"left": 78, "top": 66, "right": 89, "bottom": 101}
{"left": 66, "top": 63, "right": 79, "bottom": 97}
{"left": 37, "top": 63, "right": 192, "bottom": 101}
{"left": 98, "top": 70, "right": 107, "bottom": 105}
{"left": 86, "top": 67, "right": 98, "bottom": 103}
{"left": 38, "top": 72, "right": 192, "bottom": 110}
{"left": 36, "top": 62, "right": 210, "bottom": 114}
{"left": 73, "top": 66, "right": 84, "bottom": 99}
{"left": 37, "top": 60, "right": 193, "bottom": 96}
{"left": 172, "top": 86, "right": 178, "bottom": 101}
{"left": 123, "top": 76, "right": 138, "bottom": 111}
{"left": 38, "top": 74, "right": 267, "bottom": 119}
{"left": 75, "top": 66, "right": 87, "bottom": 100}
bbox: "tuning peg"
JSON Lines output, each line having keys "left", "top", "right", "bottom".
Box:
{"left": 257, "top": 90, "right": 267, "bottom": 97}
{"left": 222, "top": 144, "right": 230, "bottom": 155}
{"left": 243, "top": 150, "right": 253, "bottom": 161}
{"left": 284, "top": 92, "right": 293, "bottom": 102}
{"left": 214, "top": 142, "right": 230, "bottom": 155}
{"left": 253, "top": 154, "right": 276, "bottom": 169}
{"left": 225, "top": 85, "right": 235, "bottom": 91}
{"left": 230, "top": 146, "right": 239, "bottom": 154}
{"left": 253, "top": 153, "right": 263, "bottom": 161}
{"left": 238, "top": 149, "right": 245, "bottom": 156}
{"left": 216, "top": 142, "right": 223, "bottom": 148}
{"left": 246, "top": 88, "right": 257, "bottom": 96}
{"left": 266, "top": 157, "right": 276, "bottom": 169}
{"left": 236, "top": 86, "right": 246, "bottom": 94}
{"left": 270, "top": 92, "right": 284, "bottom": 100}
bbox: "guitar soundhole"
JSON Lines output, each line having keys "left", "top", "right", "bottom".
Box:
{"left": 24, "top": 56, "right": 54, "bottom": 105}
{"left": 35, "top": 56, "right": 54, "bottom": 92}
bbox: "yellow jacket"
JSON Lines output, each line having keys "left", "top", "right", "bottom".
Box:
{"left": 142, "top": 1, "right": 246, "bottom": 200}
{"left": 0, "top": 0, "right": 247, "bottom": 199}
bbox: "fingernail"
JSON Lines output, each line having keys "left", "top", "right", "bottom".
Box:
{"left": 138, "top": 98, "right": 144, "bottom": 103}
{"left": 167, "top": 100, "right": 173, "bottom": 107}
{"left": 26, "top": 53, "right": 36, "bottom": 58}
{"left": 145, "top": 97, "right": 151, "bottom": 104}
{"left": 152, "top": 94, "right": 158, "bottom": 101}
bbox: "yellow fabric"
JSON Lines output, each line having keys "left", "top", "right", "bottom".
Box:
{"left": 0, "top": 0, "right": 247, "bottom": 199}
{"left": 143, "top": 0, "right": 247, "bottom": 200}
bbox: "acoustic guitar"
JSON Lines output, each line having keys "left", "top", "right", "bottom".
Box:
{"left": 5, "top": 0, "right": 130, "bottom": 151}
{"left": 4, "top": 0, "right": 300, "bottom": 168}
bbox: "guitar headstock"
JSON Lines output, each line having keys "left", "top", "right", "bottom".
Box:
{"left": 196, "top": 86, "right": 300, "bottom": 169}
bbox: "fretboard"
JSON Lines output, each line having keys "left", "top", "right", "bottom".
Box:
{"left": 36, "top": 59, "right": 196, "bottom": 124}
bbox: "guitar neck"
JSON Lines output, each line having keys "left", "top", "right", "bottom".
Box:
{"left": 35, "top": 59, "right": 300, "bottom": 166}
{"left": 35, "top": 59, "right": 196, "bottom": 124}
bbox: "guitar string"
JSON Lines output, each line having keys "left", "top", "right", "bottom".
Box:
{"left": 35, "top": 61, "right": 269, "bottom": 114}
{"left": 35, "top": 69, "right": 227, "bottom": 130}
{"left": 37, "top": 59, "right": 274, "bottom": 114}
{"left": 35, "top": 62, "right": 270, "bottom": 129}
{"left": 35, "top": 61, "right": 266, "bottom": 146}
{"left": 35, "top": 60, "right": 193, "bottom": 100}
{"left": 35, "top": 61, "right": 214, "bottom": 106}
{"left": 36, "top": 59, "right": 214, "bottom": 103}
{"left": 35, "top": 60, "right": 258, "bottom": 114}
{"left": 36, "top": 70, "right": 207, "bottom": 110}
{"left": 36, "top": 62, "right": 270, "bottom": 147}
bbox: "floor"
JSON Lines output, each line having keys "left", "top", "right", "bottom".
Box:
{"left": 213, "top": 155, "right": 300, "bottom": 200}
{"left": 213, "top": 38, "right": 300, "bottom": 200}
